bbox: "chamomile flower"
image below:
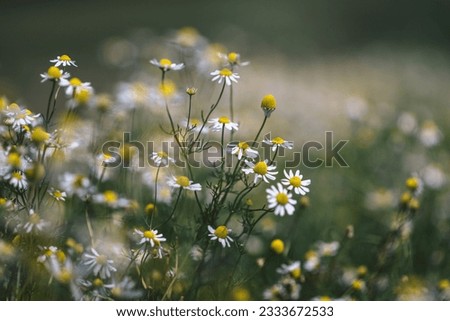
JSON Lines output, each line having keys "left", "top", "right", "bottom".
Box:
{"left": 218, "top": 52, "right": 249, "bottom": 68}
{"left": 242, "top": 160, "right": 278, "bottom": 184}
{"left": 150, "top": 58, "right": 184, "bottom": 71}
{"left": 208, "top": 225, "right": 234, "bottom": 248}
{"left": 261, "top": 94, "right": 277, "bottom": 117}
{"left": 304, "top": 250, "right": 320, "bottom": 272}
{"left": 93, "top": 190, "right": 129, "bottom": 208}
{"left": 4, "top": 103, "right": 40, "bottom": 131}
{"left": 208, "top": 116, "right": 239, "bottom": 132}
{"left": 182, "top": 118, "right": 206, "bottom": 133}
{"left": 48, "top": 188, "right": 67, "bottom": 202}
{"left": 63, "top": 77, "right": 92, "bottom": 97}
{"left": 210, "top": 68, "right": 240, "bottom": 86}
{"left": 97, "top": 152, "right": 118, "bottom": 167}
{"left": 40, "top": 66, "right": 70, "bottom": 83}
{"left": 317, "top": 241, "right": 340, "bottom": 257}
{"left": 230, "top": 141, "right": 258, "bottom": 160}
{"left": 22, "top": 209, "right": 47, "bottom": 233}
{"left": 50, "top": 54, "right": 77, "bottom": 67}
{"left": 150, "top": 151, "right": 174, "bottom": 167}
{"left": 263, "top": 136, "right": 293, "bottom": 151}
{"left": 134, "top": 229, "right": 166, "bottom": 248}
{"left": 281, "top": 169, "right": 311, "bottom": 195}
{"left": 7, "top": 170, "right": 28, "bottom": 190}
{"left": 83, "top": 248, "right": 117, "bottom": 279}
{"left": 167, "top": 175, "right": 202, "bottom": 191}
{"left": 277, "top": 261, "right": 302, "bottom": 279}
{"left": 266, "top": 183, "right": 297, "bottom": 216}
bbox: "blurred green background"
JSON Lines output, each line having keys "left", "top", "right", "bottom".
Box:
{"left": 1, "top": 0, "right": 450, "bottom": 101}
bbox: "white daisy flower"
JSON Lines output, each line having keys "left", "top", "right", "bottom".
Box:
{"left": 304, "top": 250, "right": 320, "bottom": 272}
{"left": 418, "top": 120, "right": 442, "bottom": 147}
{"left": 50, "top": 54, "right": 77, "bottom": 67}
{"left": 317, "top": 241, "right": 340, "bottom": 257}
{"left": 22, "top": 209, "right": 48, "bottom": 233}
{"left": 93, "top": 190, "right": 129, "bottom": 208}
{"left": 4, "top": 103, "right": 40, "bottom": 131}
{"left": 208, "top": 116, "right": 239, "bottom": 132}
{"left": 229, "top": 141, "right": 258, "bottom": 160}
{"left": 181, "top": 118, "right": 208, "bottom": 134}
{"left": 150, "top": 58, "right": 184, "bottom": 71}
{"left": 150, "top": 151, "right": 174, "bottom": 167}
{"left": 40, "top": 66, "right": 70, "bottom": 83}
{"left": 266, "top": 183, "right": 297, "bottom": 216}
{"left": 48, "top": 188, "right": 67, "bottom": 202}
{"left": 7, "top": 170, "right": 28, "bottom": 190}
{"left": 210, "top": 68, "right": 240, "bottom": 86}
{"left": 263, "top": 136, "right": 294, "bottom": 151}
{"left": 167, "top": 175, "right": 202, "bottom": 191}
{"left": 218, "top": 51, "right": 250, "bottom": 68}
{"left": 97, "top": 152, "right": 119, "bottom": 167}
{"left": 281, "top": 169, "right": 311, "bottom": 195}
{"left": 134, "top": 229, "right": 167, "bottom": 248}
{"left": 276, "top": 261, "right": 302, "bottom": 279}
{"left": 208, "top": 225, "right": 234, "bottom": 248}
{"left": 242, "top": 160, "right": 278, "bottom": 184}
{"left": 83, "top": 248, "right": 117, "bottom": 279}
{"left": 59, "top": 173, "right": 94, "bottom": 198}
{"left": 61, "top": 77, "right": 92, "bottom": 96}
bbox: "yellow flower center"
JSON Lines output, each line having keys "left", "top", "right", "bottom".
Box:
{"left": 95, "top": 254, "right": 108, "bottom": 265}
{"left": 47, "top": 66, "right": 62, "bottom": 79}
{"left": 439, "top": 279, "right": 450, "bottom": 290}
{"left": 276, "top": 193, "right": 289, "bottom": 205}
{"left": 145, "top": 203, "right": 156, "bottom": 215}
{"left": 214, "top": 225, "right": 228, "bottom": 239}
{"left": 289, "top": 176, "right": 302, "bottom": 188}
{"left": 7, "top": 153, "right": 21, "bottom": 167}
{"left": 93, "top": 278, "right": 103, "bottom": 287}
{"left": 0, "top": 198, "right": 7, "bottom": 206}
{"left": 305, "top": 250, "right": 317, "bottom": 260}
{"left": 270, "top": 239, "right": 285, "bottom": 254}
{"left": 261, "top": 94, "right": 277, "bottom": 110}
{"left": 228, "top": 52, "right": 238, "bottom": 63}
{"left": 44, "top": 249, "right": 53, "bottom": 257}
{"left": 238, "top": 141, "right": 249, "bottom": 150}
{"left": 253, "top": 161, "right": 268, "bottom": 175}
{"left": 75, "top": 89, "right": 90, "bottom": 103}
{"left": 159, "top": 80, "right": 176, "bottom": 97}
{"left": 176, "top": 176, "right": 191, "bottom": 187}
{"left": 159, "top": 58, "right": 172, "bottom": 67}
{"left": 56, "top": 250, "right": 66, "bottom": 263}
{"left": 218, "top": 116, "right": 230, "bottom": 124}
{"left": 69, "top": 77, "right": 82, "bottom": 87}
{"left": 291, "top": 267, "right": 301, "bottom": 279}
{"left": 319, "top": 296, "right": 331, "bottom": 301}
{"left": 357, "top": 265, "right": 368, "bottom": 276}
{"left": 103, "top": 190, "right": 118, "bottom": 203}
{"left": 190, "top": 118, "right": 200, "bottom": 127}
{"left": 73, "top": 175, "right": 86, "bottom": 188}
{"left": 31, "top": 127, "right": 50, "bottom": 143}
{"left": 157, "top": 151, "right": 168, "bottom": 158}
{"left": 11, "top": 171, "right": 23, "bottom": 180}
{"left": 219, "top": 68, "right": 233, "bottom": 77}
{"left": 232, "top": 287, "right": 250, "bottom": 301}
{"left": 143, "top": 230, "right": 155, "bottom": 240}
{"left": 405, "top": 177, "right": 419, "bottom": 191}
{"left": 272, "top": 136, "right": 285, "bottom": 145}
{"left": 29, "top": 213, "right": 41, "bottom": 224}
{"left": 352, "top": 279, "right": 364, "bottom": 291}
{"left": 57, "top": 269, "right": 72, "bottom": 283}
{"left": 60, "top": 54, "right": 71, "bottom": 61}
